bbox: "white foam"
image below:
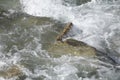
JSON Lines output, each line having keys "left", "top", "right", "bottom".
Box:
{"left": 20, "top": 0, "right": 74, "bottom": 21}
{"left": 54, "top": 63, "right": 78, "bottom": 76}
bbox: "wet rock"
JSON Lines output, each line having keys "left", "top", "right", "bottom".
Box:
{"left": 0, "top": 65, "right": 22, "bottom": 78}
{"left": 47, "top": 22, "right": 117, "bottom": 65}
{"left": 48, "top": 39, "right": 96, "bottom": 58}
{"left": 48, "top": 22, "right": 96, "bottom": 57}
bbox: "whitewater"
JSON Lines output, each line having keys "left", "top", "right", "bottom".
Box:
{"left": 20, "top": 0, "right": 120, "bottom": 63}
{"left": 0, "top": 0, "right": 120, "bottom": 80}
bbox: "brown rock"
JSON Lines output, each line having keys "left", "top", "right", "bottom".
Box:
{"left": 48, "top": 39, "right": 96, "bottom": 58}
{"left": 0, "top": 65, "right": 22, "bottom": 78}
{"left": 48, "top": 22, "right": 97, "bottom": 58}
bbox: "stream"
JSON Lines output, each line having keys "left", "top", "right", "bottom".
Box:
{"left": 0, "top": 0, "right": 120, "bottom": 80}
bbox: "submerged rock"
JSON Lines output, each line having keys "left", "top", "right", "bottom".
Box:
{"left": 48, "top": 39, "right": 96, "bottom": 58}
{"left": 48, "top": 22, "right": 96, "bottom": 58}
{"left": 47, "top": 22, "right": 118, "bottom": 64}
{"left": 0, "top": 65, "right": 22, "bottom": 78}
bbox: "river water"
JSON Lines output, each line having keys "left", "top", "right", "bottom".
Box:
{"left": 0, "top": 0, "right": 120, "bottom": 80}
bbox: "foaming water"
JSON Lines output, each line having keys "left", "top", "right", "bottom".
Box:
{"left": 0, "top": 0, "right": 120, "bottom": 80}
{"left": 0, "top": 12, "right": 58, "bottom": 79}
{"left": 17, "top": 55, "right": 119, "bottom": 80}
{"left": 20, "top": 0, "right": 74, "bottom": 22}
{"left": 21, "top": 0, "right": 120, "bottom": 63}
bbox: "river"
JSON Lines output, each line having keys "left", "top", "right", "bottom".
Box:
{"left": 0, "top": 0, "right": 120, "bottom": 80}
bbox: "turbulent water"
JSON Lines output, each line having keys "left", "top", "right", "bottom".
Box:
{"left": 0, "top": 0, "right": 120, "bottom": 80}
{"left": 20, "top": 0, "right": 120, "bottom": 62}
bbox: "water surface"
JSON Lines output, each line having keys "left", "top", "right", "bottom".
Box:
{"left": 0, "top": 0, "right": 120, "bottom": 80}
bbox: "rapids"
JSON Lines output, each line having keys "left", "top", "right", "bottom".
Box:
{"left": 0, "top": 0, "right": 120, "bottom": 80}
{"left": 20, "top": 0, "right": 120, "bottom": 64}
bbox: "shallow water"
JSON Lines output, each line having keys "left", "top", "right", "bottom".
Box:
{"left": 0, "top": 0, "right": 120, "bottom": 80}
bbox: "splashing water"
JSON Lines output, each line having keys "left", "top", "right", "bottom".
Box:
{"left": 20, "top": 0, "right": 120, "bottom": 63}
{"left": 0, "top": 0, "right": 120, "bottom": 80}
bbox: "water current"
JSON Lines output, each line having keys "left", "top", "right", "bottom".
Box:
{"left": 0, "top": 0, "right": 120, "bottom": 80}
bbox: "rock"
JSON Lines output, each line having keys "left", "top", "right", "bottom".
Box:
{"left": 48, "top": 39, "right": 96, "bottom": 58}
{"left": 0, "top": 65, "right": 22, "bottom": 78}
{"left": 48, "top": 22, "right": 97, "bottom": 58}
